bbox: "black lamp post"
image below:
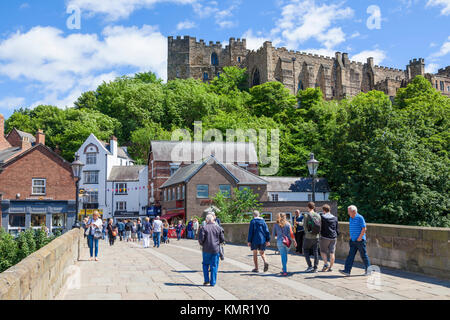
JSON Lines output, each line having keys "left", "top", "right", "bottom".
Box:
{"left": 306, "top": 153, "right": 319, "bottom": 202}
{"left": 71, "top": 154, "right": 84, "bottom": 229}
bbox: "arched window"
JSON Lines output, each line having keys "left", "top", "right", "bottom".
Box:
{"left": 252, "top": 68, "right": 260, "bottom": 86}
{"left": 211, "top": 52, "right": 219, "bottom": 66}
{"left": 203, "top": 72, "right": 209, "bottom": 81}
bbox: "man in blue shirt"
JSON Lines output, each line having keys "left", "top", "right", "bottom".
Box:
{"left": 339, "top": 205, "right": 371, "bottom": 276}
{"left": 247, "top": 210, "right": 271, "bottom": 273}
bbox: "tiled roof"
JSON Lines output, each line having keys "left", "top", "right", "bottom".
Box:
{"left": 99, "top": 141, "right": 133, "bottom": 160}
{"left": 0, "top": 147, "right": 21, "bottom": 163}
{"left": 107, "top": 165, "right": 146, "bottom": 181}
{"left": 15, "top": 129, "right": 36, "bottom": 143}
{"left": 150, "top": 141, "right": 258, "bottom": 163}
{"left": 263, "top": 176, "right": 330, "bottom": 193}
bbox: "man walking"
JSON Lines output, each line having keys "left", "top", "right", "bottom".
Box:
{"left": 293, "top": 210, "right": 305, "bottom": 254}
{"left": 303, "top": 202, "right": 321, "bottom": 272}
{"left": 319, "top": 204, "right": 339, "bottom": 272}
{"left": 339, "top": 205, "right": 371, "bottom": 276}
{"left": 117, "top": 220, "right": 125, "bottom": 241}
{"left": 247, "top": 210, "right": 270, "bottom": 273}
{"left": 152, "top": 216, "right": 163, "bottom": 248}
{"left": 125, "top": 219, "right": 133, "bottom": 242}
{"left": 199, "top": 214, "right": 224, "bottom": 287}
{"left": 187, "top": 219, "right": 194, "bottom": 239}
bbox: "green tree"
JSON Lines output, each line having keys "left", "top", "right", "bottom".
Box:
{"left": 24, "top": 229, "right": 36, "bottom": 253}
{"left": 16, "top": 232, "right": 30, "bottom": 261}
{"left": 0, "top": 228, "right": 18, "bottom": 272}
{"left": 129, "top": 122, "right": 172, "bottom": 163}
{"left": 249, "top": 82, "right": 297, "bottom": 117}
{"left": 213, "top": 188, "right": 262, "bottom": 223}
{"left": 210, "top": 66, "right": 248, "bottom": 94}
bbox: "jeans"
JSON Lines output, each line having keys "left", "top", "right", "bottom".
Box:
{"left": 109, "top": 234, "right": 115, "bottom": 246}
{"left": 295, "top": 231, "right": 304, "bottom": 253}
{"left": 277, "top": 241, "right": 289, "bottom": 273}
{"left": 137, "top": 231, "right": 142, "bottom": 242}
{"left": 88, "top": 235, "right": 99, "bottom": 257}
{"left": 119, "top": 230, "right": 124, "bottom": 241}
{"left": 163, "top": 229, "right": 168, "bottom": 242}
{"left": 202, "top": 252, "right": 220, "bottom": 286}
{"left": 176, "top": 231, "right": 181, "bottom": 240}
{"left": 187, "top": 230, "right": 194, "bottom": 239}
{"left": 153, "top": 232, "right": 161, "bottom": 247}
{"left": 344, "top": 240, "right": 371, "bottom": 273}
{"left": 303, "top": 238, "right": 319, "bottom": 269}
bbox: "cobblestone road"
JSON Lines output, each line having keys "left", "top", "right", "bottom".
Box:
{"left": 59, "top": 238, "right": 450, "bottom": 300}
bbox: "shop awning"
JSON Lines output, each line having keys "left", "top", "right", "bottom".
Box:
{"left": 161, "top": 211, "right": 185, "bottom": 220}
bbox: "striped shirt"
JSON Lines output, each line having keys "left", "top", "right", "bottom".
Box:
{"left": 349, "top": 213, "right": 366, "bottom": 241}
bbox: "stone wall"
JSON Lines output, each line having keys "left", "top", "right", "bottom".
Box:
{"left": 0, "top": 228, "right": 83, "bottom": 300}
{"left": 222, "top": 222, "right": 450, "bottom": 279}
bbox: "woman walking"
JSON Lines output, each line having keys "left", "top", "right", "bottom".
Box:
{"left": 131, "top": 221, "right": 138, "bottom": 242}
{"left": 106, "top": 218, "right": 116, "bottom": 246}
{"left": 87, "top": 211, "right": 103, "bottom": 261}
{"left": 162, "top": 220, "right": 170, "bottom": 244}
{"left": 176, "top": 221, "right": 184, "bottom": 241}
{"left": 142, "top": 217, "right": 152, "bottom": 248}
{"left": 137, "top": 219, "right": 143, "bottom": 243}
{"left": 272, "top": 212, "right": 296, "bottom": 276}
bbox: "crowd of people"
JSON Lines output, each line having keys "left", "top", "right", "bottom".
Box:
{"left": 81, "top": 203, "right": 371, "bottom": 287}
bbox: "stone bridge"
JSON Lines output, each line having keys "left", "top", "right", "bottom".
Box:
{"left": 0, "top": 223, "right": 449, "bottom": 300}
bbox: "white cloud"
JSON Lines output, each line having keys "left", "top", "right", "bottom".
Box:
{"left": 67, "top": 0, "right": 198, "bottom": 21}
{"left": 242, "top": 30, "right": 268, "bottom": 51}
{"left": 430, "top": 36, "right": 450, "bottom": 58}
{"left": 426, "top": 0, "right": 450, "bottom": 15}
{"left": 271, "top": 0, "right": 354, "bottom": 49}
{"left": 176, "top": 20, "right": 196, "bottom": 30}
{"left": 0, "top": 25, "right": 167, "bottom": 108}
{"left": 350, "top": 32, "right": 360, "bottom": 39}
{"left": 351, "top": 49, "right": 387, "bottom": 65}
{"left": 425, "top": 63, "right": 439, "bottom": 73}
{"left": 0, "top": 97, "right": 25, "bottom": 110}
{"left": 192, "top": 0, "right": 240, "bottom": 29}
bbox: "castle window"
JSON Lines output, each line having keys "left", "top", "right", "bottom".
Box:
{"left": 203, "top": 72, "right": 209, "bottom": 81}
{"left": 252, "top": 68, "right": 261, "bottom": 86}
{"left": 211, "top": 52, "right": 219, "bottom": 66}
{"left": 238, "top": 56, "right": 241, "bottom": 63}
{"left": 440, "top": 81, "right": 444, "bottom": 91}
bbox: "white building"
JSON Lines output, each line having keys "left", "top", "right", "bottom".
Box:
{"left": 75, "top": 134, "right": 148, "bottom": 220}
{"left": 263, "top": 177, "right": 330, "bottom": 202}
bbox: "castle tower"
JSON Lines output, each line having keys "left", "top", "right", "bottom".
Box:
{"left": 406, "top": 58, "right": 425, "bottom": 81}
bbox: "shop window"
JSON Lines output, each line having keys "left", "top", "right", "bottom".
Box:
{"left": 31, "top": 214, "right": 46, "bottom": 228}
{"left": 9, "top": 214, "right": 25, "bottom": 228}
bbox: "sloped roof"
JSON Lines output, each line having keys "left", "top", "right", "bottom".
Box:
{"left": 107, "top": 165, "right": 146, "bottom": 181}
{"left": 263, "top": 176, "right": 330, "bottom": 193}
{"left": 160, "top": 155, "right": 267, "bottom": 189}
{"left": 16, "top": 129, "right": 36, "bottom": 143}
{"left": 0, "top": 146, "right": 22, "bottom": 163}
{"left": 99, "top": 140, "right": 133, "bottom": 160}
{"left": 150, "top": 141, "right": 258, "bottom": 163}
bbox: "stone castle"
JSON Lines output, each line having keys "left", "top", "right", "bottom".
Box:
{"left": 168, "top": 35, "right": 450, "bottom": 99}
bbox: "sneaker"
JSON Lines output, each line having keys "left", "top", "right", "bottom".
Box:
{"left": 252, "top": 269, "right": 259, "bottom": 273}
{"left": 203, "top": 282, "right": 209, "bottom": 286}
{"left": 322, "top": 265, "right": 329, "bottom": 272}
{"left": 312, "top": 268, "right": 318, "bottom": 273}
{"left": 327, "top": 268, "right": 333, "bottom": 272}
{"left": 339, "top": 270, "right": 350, "bottom": 276}
{"left": 305, "top": 267, "right": 314, "bottom": 273}
{"left": 263, "top": 263, "right": 269, "bottom": 272}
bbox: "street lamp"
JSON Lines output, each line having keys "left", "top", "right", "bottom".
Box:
{"left": 71, "top": 154, "right": 84, "bottom": 229}
{"left": 306, "top": 153, "right": 319, "bottom": 202}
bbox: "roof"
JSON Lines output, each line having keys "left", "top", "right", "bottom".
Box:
{"left": 107, "top": 165, "right": 146, "bottom": 181}
{"left": 160, "top": 155, "right": 267, "bottom": 188}
{"left": 0, "top": 147, "right": 22, "bottom": 163}
{"left": 150, "top": 141, "right": 258, "bottom": 163}
{"left": 263, "top": 176, "right": 330, "bottom": 193}
{"left": 99, "top": 141, "right": 133, "bottom": 160}
{"left": 15, "top": 129, "right": 36, "bottom": 143}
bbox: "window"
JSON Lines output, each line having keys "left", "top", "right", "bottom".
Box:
{"left": 219, "top": 185, "right": 231, "bottom": 198}
{"left": 169, "top": 189, "right": 172, "bottom": 201}
{"left": 116, "top": 183, "right": 127, "bottom": 195}
{"left": 177, "top": 186, "right": 181, "bottom": 200}
{"left": 448, "top": 86, "right": 450, "bottom": 92}
{"left": 84, "top": 171, "right": 99, "bottom": 184}
{"left": 440, "top": 81, "right": 445, "bottom": 91}
{"left": 238, "top": 56, "right": 241, "bottom": 63}
{"left": 285, "top": 212, "right": 292, "bottom": 222}
{"left": 116, "top": 201, "right": 127, "bottom": 211}
{"left": 163, "top": 189, "right": 167, "bottom": 202}
{"left": 170, "top": 165, "right": 180, "bottom": 176}
{"left": 52, "top": 214, "right": 66, "bottom": 228}
{"left": 261, "top": 212, "right": 272, "bottom": 222}
{"left": 203, "top": 72, "right": 209, "bottom": 81}
{"left": 271, "top": 194, "right": 279, "bottom": 202}
{"left": 85, "top": 191, "right": 98, "bottom": 204}
{"left": 211, "top": 52, "right": 219, "bottom": 66}
{"left": 197, "top": 185, "right": 209, "bottom": 198}
{"left": 32, "top": 179, "right": 46, "bottom": 195}
{"left": 86, "top": 153, "right": 97, "bottom": 165}
{"left": 9, "top": 214, "right": 25, "bottom": 228}
{"left": 182, "top": 185, "right": 185, "bottom": 200}
{"left": 308, "top": 194, "right": 312, "bottom": 201}
{"left": 31, "top": 214, "right": 46, "bottom": 228}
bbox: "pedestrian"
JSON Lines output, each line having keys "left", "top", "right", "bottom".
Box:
{"left": 152, "top": 216, "right": 163, "bottom": 248}
{"left": 117, "top": 219, "right": 125, "bottom": 241}
{"left": 162, "top": 220, "right": 170, "bottom": 244}
{"left": 102, "top": 219, "right": 106, "bottom": 240}
{"left": 293, "top": 210, "right": 305, "bottom": 254}
{"left": 247, "top": 210, "right": 270, "bottom": 273}
{"left": 82, "top": 217, "right": 89, "bottom": 248}
{"left": 339, "top": 205, "right": 372, "bottom": 276}
{"left": 125, "top": 219, "right": 133, "bottom": 242}
{"left": 303, "top": 202, "right": 321, "bottom": 273}
{"left": 106, "top": 218, "right": 116, "bottom": 246}
{"left": 137, "top": 218, "right": 143, "bottom": 243}
{"left": 131, "top": 221, "right": 138, "bottom": 242}
{"left": 193, "top": 218, "right": 199, "bottom": 240}
{"left": 187, "top": 219, "right": 194, "bottom": 239}
{"left": 86, "top": 211, "right": 103, "bottom": 261}
{"left": 319, "top": 204, "right": 339, "bottom": 272}
{"left": 198, "top": 214, "right": 225, "bottom": 287}
{"left": 175, "top": 221, "right": 183, "bottom": 241}
{"left": 142, "top": 217, "right": 152, "bottom": 248}
{"left": 272, "top": 212, "right": 296, "bottom": 276}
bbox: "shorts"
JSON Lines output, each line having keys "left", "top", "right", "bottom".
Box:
{"left": 131, "top": 232, "right": 137, "bottom": 239}
{"left": 319, "top": 238, "right": 337, "bottom": 254}
{"left": 250, "top": 243, "right": 266, "bottom": 251}
{"left": 125, "top": 231, "right": 131, "bottom": 239}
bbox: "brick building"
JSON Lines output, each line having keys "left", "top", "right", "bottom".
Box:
{"left": 0, "top": 114, "right": 76, "bottom": 235}
{"left": 147, "top": 140, "right": 258, "bottom": 218}
{"left": 168, "top": 36, "right": 450, "bottom": 100}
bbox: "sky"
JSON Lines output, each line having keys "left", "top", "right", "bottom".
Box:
{"left": 0, "top": 0, "right": 449, "bottom": 119}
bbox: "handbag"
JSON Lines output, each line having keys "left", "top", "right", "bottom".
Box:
{"left": 93, "top": 228, "right": 102, "bottom": 239}
{"left": 282, "top": 235, "right": 291, "bottom": 248}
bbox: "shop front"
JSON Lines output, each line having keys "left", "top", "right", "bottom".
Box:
{"left": 1, "top": 199, "right": 76, "bottom": 236}
{"left": 78, "top": 209, "right": 104, "bottom": 221}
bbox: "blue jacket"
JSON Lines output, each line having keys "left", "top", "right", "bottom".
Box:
{"left": 247, "top": 217, "right": 270, "bottom": 245}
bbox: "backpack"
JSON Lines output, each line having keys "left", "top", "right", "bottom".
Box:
{"left": 306, "top": 212, "right": 321, "bottom": 235}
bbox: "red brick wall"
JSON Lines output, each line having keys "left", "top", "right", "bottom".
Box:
{"left": 0, "top": 146, "right": 76, "bottom": 201}
{"left": 0, "top": 114, "right": 12, "bottom": 150}
{"left": 5, "top": 129, "right": 22, "bottom": 148}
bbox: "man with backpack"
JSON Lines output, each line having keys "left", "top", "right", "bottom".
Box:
{"left": 303, "top": 202, "right": 321, "bottom": 272}
{"left": 117, "top": 220, "right": 125, "bottom": 241}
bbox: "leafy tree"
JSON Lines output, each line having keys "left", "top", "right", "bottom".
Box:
{"left": 24, "top": 229, "right": 36, "bottom": 253}
{"left": 16, "top": 232, "right": 30, "bottom": 261}
{"left": 213, "top": 188, "right": 262, "bottom": 223}
{"left": 129, "top": 122, "right": 172, "bottom": 163}
{"left": 0, "top": 228, "right": 18, "bottom": 272}
{"left": 249, "top": 82, "right": 297, "bottom": 117}
{"left": 210, "top": 66, "right": 248, "bottom": 94}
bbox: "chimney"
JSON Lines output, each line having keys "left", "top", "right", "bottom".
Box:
{"left": 35, "top": 129, "right": 45, "bottom": 145}
{"left": 110, "top": 135, "right": 118, "bottom": 157}
{"left": 21, "top": 138, "right": 32, "bottom": 151}
{"left": 0, "top": 114, "right": 12, "bottom": 151}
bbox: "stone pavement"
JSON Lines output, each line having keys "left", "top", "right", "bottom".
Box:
{"left": 59, "top": 238, "right": 450, "bottom": 300}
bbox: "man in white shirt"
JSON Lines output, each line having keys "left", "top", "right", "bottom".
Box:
{"left": 152, "top": 216, "right": 163, "bottom": 248}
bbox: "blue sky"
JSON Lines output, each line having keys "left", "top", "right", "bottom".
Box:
{"left": 0, "top": 0, "right": 449, "bottom": 119}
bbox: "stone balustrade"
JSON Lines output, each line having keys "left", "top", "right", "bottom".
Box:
{"left": 0, "top": 228, "right": 83, "bottom": 300}
{"left": 222, "top": 222, "right": 450, "bottom": 279}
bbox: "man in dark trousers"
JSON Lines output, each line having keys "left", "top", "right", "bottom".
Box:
{"left": 293, "top": 210, "right": 305, "bottom": 254}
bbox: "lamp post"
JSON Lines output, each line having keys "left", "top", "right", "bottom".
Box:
{"left": 71, "top": 154, "right": 84, "bottom": 229}
{"left": 306, "top": 153, "right": 319, "bottom": 202}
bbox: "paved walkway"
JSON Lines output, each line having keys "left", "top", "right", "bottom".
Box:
{"left": 59, "top": 238, "right": 450, "bottom": 300}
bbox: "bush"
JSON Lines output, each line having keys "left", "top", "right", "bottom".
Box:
{"left": 0, "top": 228, "right": 19, "bottom": 273}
